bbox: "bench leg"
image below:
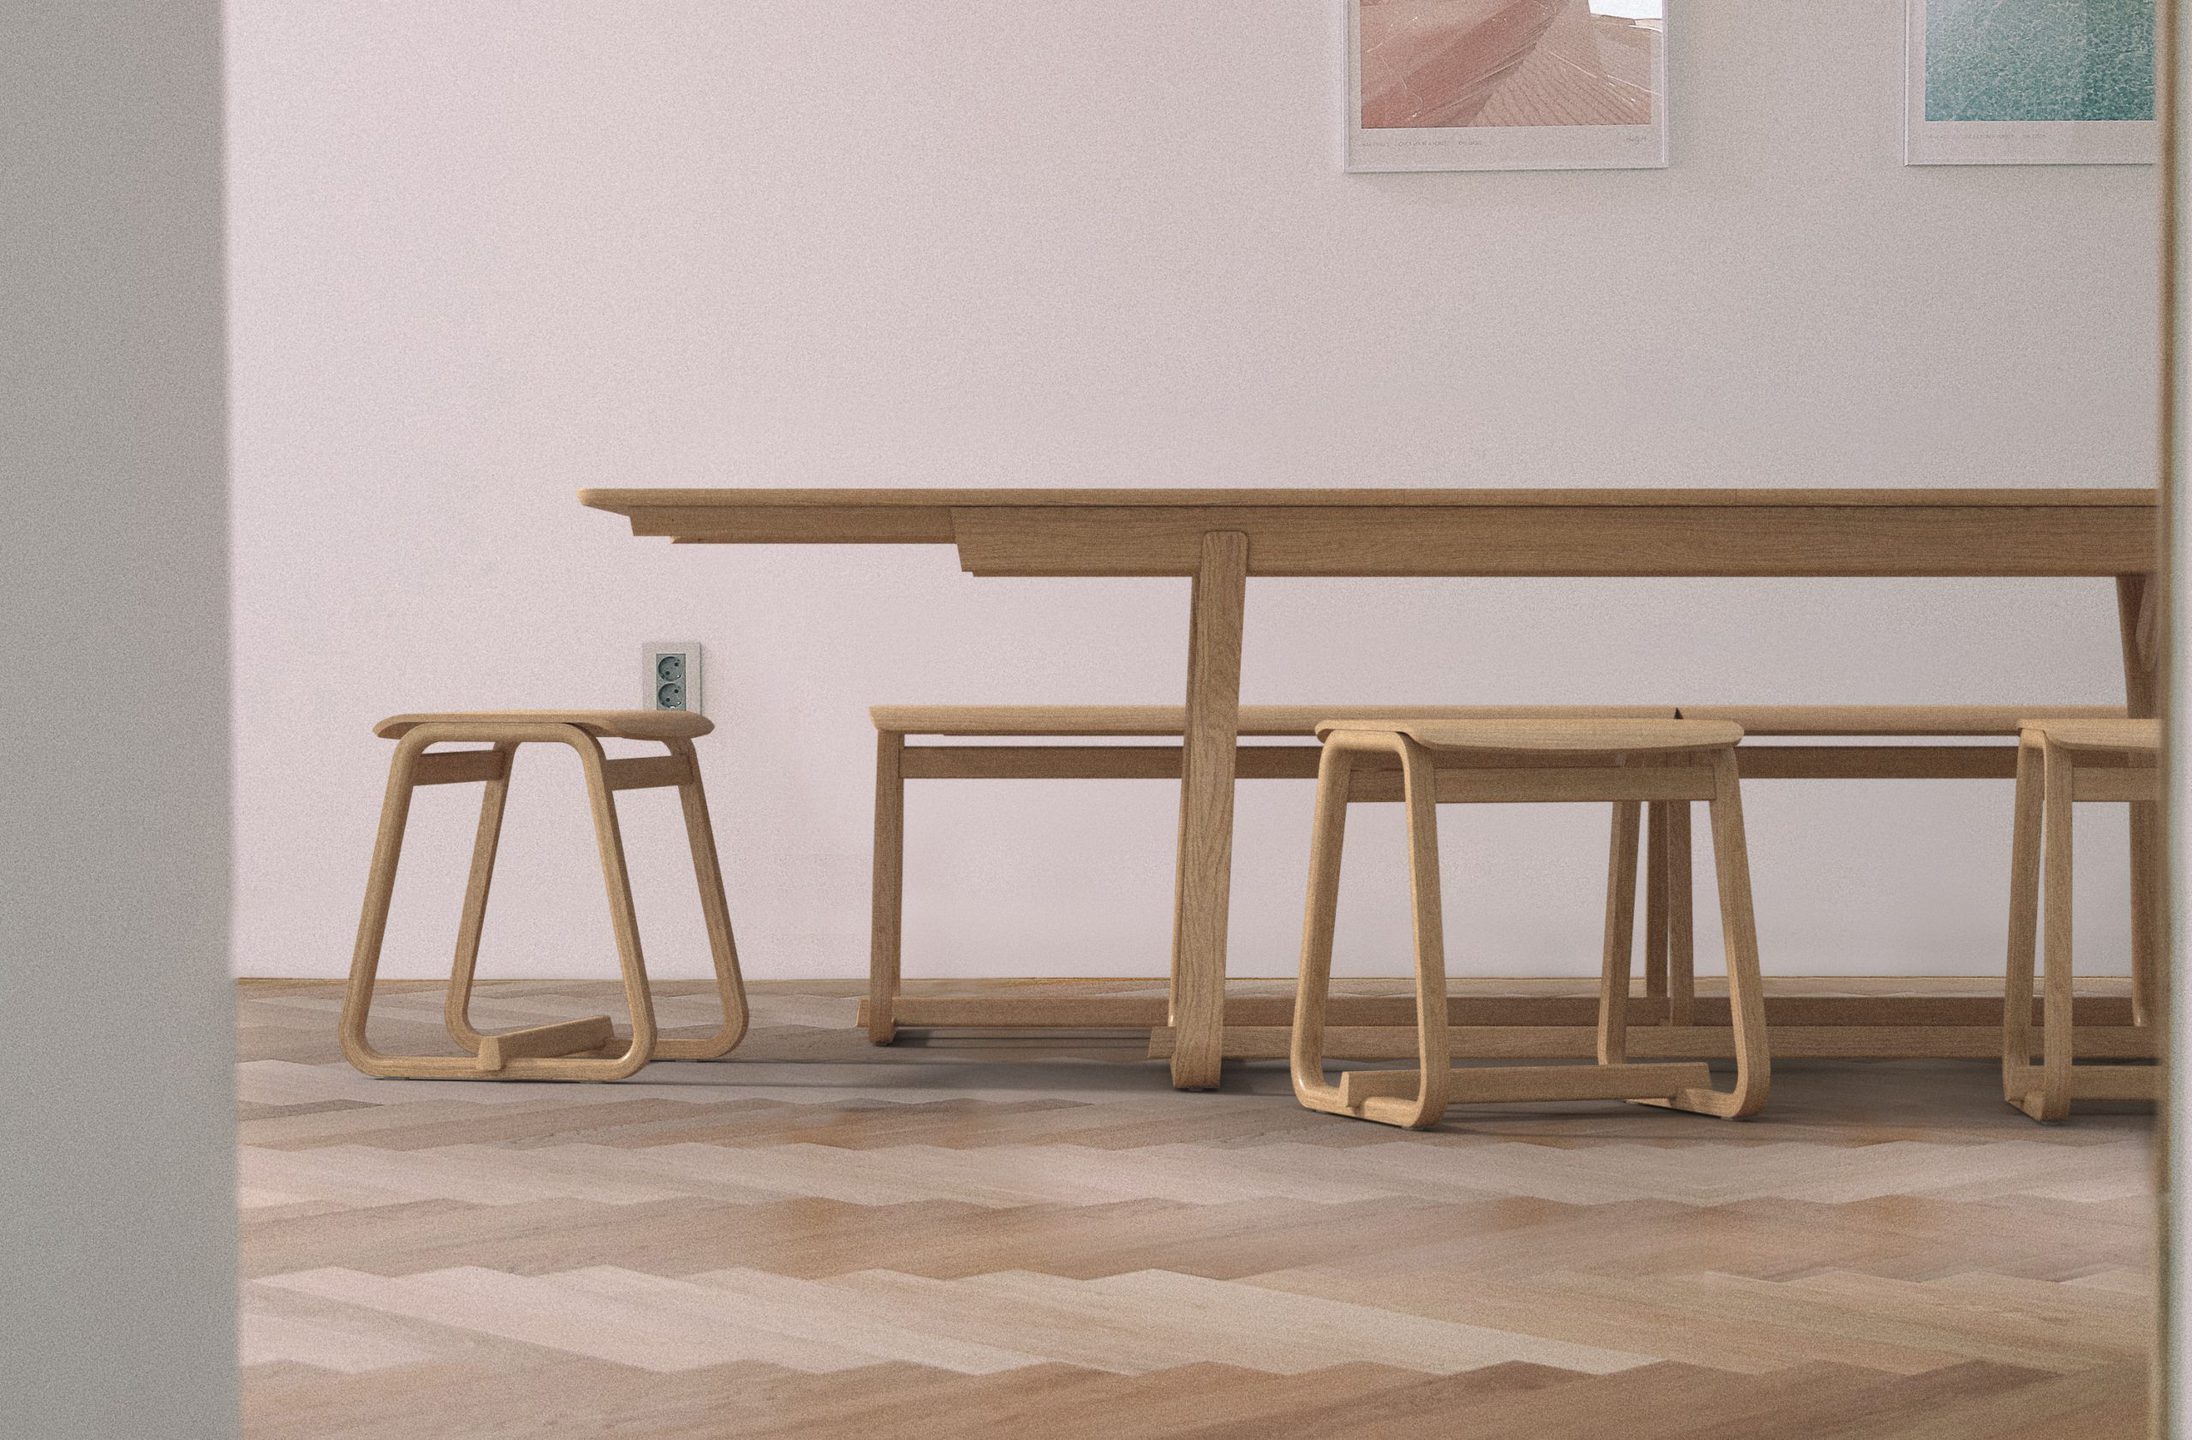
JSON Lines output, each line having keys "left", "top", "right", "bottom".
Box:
{"left": 1597, "top": 800, "right": 1643, "bottom": 1065}
{"left": 2129, "top": 795, "right": 2163, "bottom": 1029}
{"left": 2116, "top": 573, "right": 2160, "bottom": 1029}
{"left": 443, "top": 742, "right": 516, "bottom": 1053}
{"left": 868, "top": 730, "right": 906, "bottom": 1045}
{"left": 2002, "top": 735, "right": 2044, "bottom": 1107}
{"left": 1643, "top": 801, "right": 1669, "bottom": 1000}
{"left": 2027, "top": 739, "right": 2077, "bottom": 1121}
{"left": 1290, "top": 740, "right": 1358, "bottom": 1114}
{"left": 1666, "top": 801, "right": 1695, "bottom": 1026}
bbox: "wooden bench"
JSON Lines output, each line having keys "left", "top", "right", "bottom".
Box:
{"left": 865, "top": 701, "right": 2139, "bottom": 1062}
{"left": 1664, "top": 705, "right": 2148, "bottom": 1045}
{"left": 865, "top": 704, "right": 1674, "bottom": 1044}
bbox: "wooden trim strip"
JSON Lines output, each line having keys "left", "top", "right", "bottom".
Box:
{"left": 1681, "top": 704, "right": 2127, "bottom": 735}
{"left": 1153, "top": 1023, "right": 2162, "bottom": 1063}
{"left": 862, "top": 992, "right": 2141, "bottom": 1030}
{"left": 601, "top": 753, "right": 695, "bottom": 791}
{"left": 2065, "top": 1065, "right": 2165, "bottom": 1100}
{"left": 475, "top": 1015, "right": 615, "bottom": 1071}
{"left": 872, "top": 702, "right": 1678, "bottom": 737}
{"left": 1735, "top": 745, "right": 2016, "bottom": 780}
{"left": 893, "top": 740, "right": 2075, "bottom": 787}
{"left": 1432, "top": 767, "right": 1718, "bottom": 804}
{"left": 898, "top": 743, "right": 2009, "bottom": 785}
{"left": 408, "top": 749, "right": 509, "bottom": 786}
{"left": 948, "top": 505, "right": 2156, "bottom": 578}
{"left": 2072, "top": 767, "right": 2163, "bottom": 803}
{"left": 581, "top": 486, "right": 2158, "bottom": 513}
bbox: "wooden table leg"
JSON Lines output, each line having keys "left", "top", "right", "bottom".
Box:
{"left": 1169, "top": 531, "right": 1249, "bottom": 1090}
{"left": 2115, "top": 574, "right": 2161, "bottom": 1027}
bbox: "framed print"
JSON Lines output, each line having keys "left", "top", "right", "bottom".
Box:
{"left": 1905, "top": 0, "right": 2157, "bottom": 165}
{"left": 1346, "top": 0, "right": 1667, "bottom": 173}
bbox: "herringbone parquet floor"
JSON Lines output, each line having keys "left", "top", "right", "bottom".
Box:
{"left": 238, "top": 979, "right": 2155, "bottom": 1439}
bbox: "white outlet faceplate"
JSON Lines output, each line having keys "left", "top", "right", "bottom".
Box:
{"left": 641, "top": 641, "right": 702, "bottom": 714}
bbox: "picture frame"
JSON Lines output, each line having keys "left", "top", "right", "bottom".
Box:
{"left": 1905, "top": 0, "right": 2157, "bottom": 166}
{"left": 1346, "top": 0, "right": 1668, "bottom": 174}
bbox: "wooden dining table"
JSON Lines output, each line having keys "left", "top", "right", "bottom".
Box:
{"left": 581, "top": 486, "right": 2160, "bottom": 1090}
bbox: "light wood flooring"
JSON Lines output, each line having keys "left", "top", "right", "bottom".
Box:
{"left": 239, "top": 979, "right": 2156, "bottom": 1439}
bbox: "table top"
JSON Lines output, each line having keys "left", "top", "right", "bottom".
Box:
{"left": 579, "top": 487, "right": 2158, "bottom": 577}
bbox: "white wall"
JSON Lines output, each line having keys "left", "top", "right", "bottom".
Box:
{"left": 3, "top": 5, "right": 236, "bottom": 1435}
{"left": 229, "top": 2, "right": 2158, "bottom": 986}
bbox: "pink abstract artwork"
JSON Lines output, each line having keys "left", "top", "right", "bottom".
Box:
{"left": 1358, "top": 0, "right": 1661, "bottom": 130}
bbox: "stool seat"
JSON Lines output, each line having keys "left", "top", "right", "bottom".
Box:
{"left": 2016, "top": 718, "right": 2160, "bottom": 754}
{"left": 373, "top": 709, "right": 714, "bottom": 742}
{"left": 1317, "top": 717, "right": 1744, "bottom": 754}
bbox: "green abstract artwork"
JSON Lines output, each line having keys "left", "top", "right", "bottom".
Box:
{"left": 1925, "top": 0, "right": 2154, "bottom": 122}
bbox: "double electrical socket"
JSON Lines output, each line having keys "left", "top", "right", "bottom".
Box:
{"left": 641, "top": 642, "right": 702, "bottom": 713}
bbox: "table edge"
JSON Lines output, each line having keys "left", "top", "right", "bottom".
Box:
{"left": 578, "top": 486, "right": 2159, "bottom": 514}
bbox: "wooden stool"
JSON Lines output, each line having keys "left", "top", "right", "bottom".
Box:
{"left": 1292, "top": 718, "right": 1770, "bottom": 1130}
{"left": 341, "top": 710, "right": 748, "bottom": 1081}
{"left": 2003, "top": 718, "right": 2163, "bottom": 1121}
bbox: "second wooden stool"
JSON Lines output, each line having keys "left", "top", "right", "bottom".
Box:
{"left": 1292, "top": 718, "right": 1770, "bottom": 1130}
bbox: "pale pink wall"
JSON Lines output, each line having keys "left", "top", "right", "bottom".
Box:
{"left": 228, "top": 1, "right": 2155, "bottom": 983}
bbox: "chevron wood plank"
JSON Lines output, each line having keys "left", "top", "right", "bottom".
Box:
{"left": 238, "top": 979, "right": 2154, "bottom": 1437}
{"left": 240, "top": 1290, "right": 440, "bottom": 1374}
{"left": 685, "top": 1266, "right": 1054, "bottom": 1372}
{"left": 1086, "top": 1268, "right": 1652, "bottom": 1375}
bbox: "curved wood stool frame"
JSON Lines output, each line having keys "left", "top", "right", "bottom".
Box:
{"left": 341, "top": 716, "right": 748, "bottom": 1081}
{"left": 2003, "top": 719, "right": 2162, "bottom": 1121}
{"left": 1292, "top": 721, "right": 1770, "bottom": 1130}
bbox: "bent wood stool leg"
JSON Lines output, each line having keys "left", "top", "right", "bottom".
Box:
{"left": 340, "top": 729, "right": 433, "bottom": 1078}
{"left": 650, "top": 735, "right": 748, "bottom": 1061}
{"left": 1368, "top": 735, "right": 1454, "bottom": 1130}
{"left": 570, "top": 728, "right": 659, "bottom": 1079}
{"left": 1597, "top": 801, "right": 1643, "bottom": 1066}
{"left": 2115, "top": 574, "right": 2160, "bottom": 1027}
{"left": 868, "top": 729, "right": 906, "bottom": 1045}
{"left": 1666, "top": 800, "right": 1696, "bottom": 1027}
{"left": 1640, "top": 750, "right": 1769, "bottom": 1119}
{"left": 2031, "top": 736, "right": 2077, "bottom": 1121}
{"left": 444, "top": 741, "right": 517, "bottom": 1053}
{"left": 1290, "top": 734, "right": 1366, "bottom": 1117}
